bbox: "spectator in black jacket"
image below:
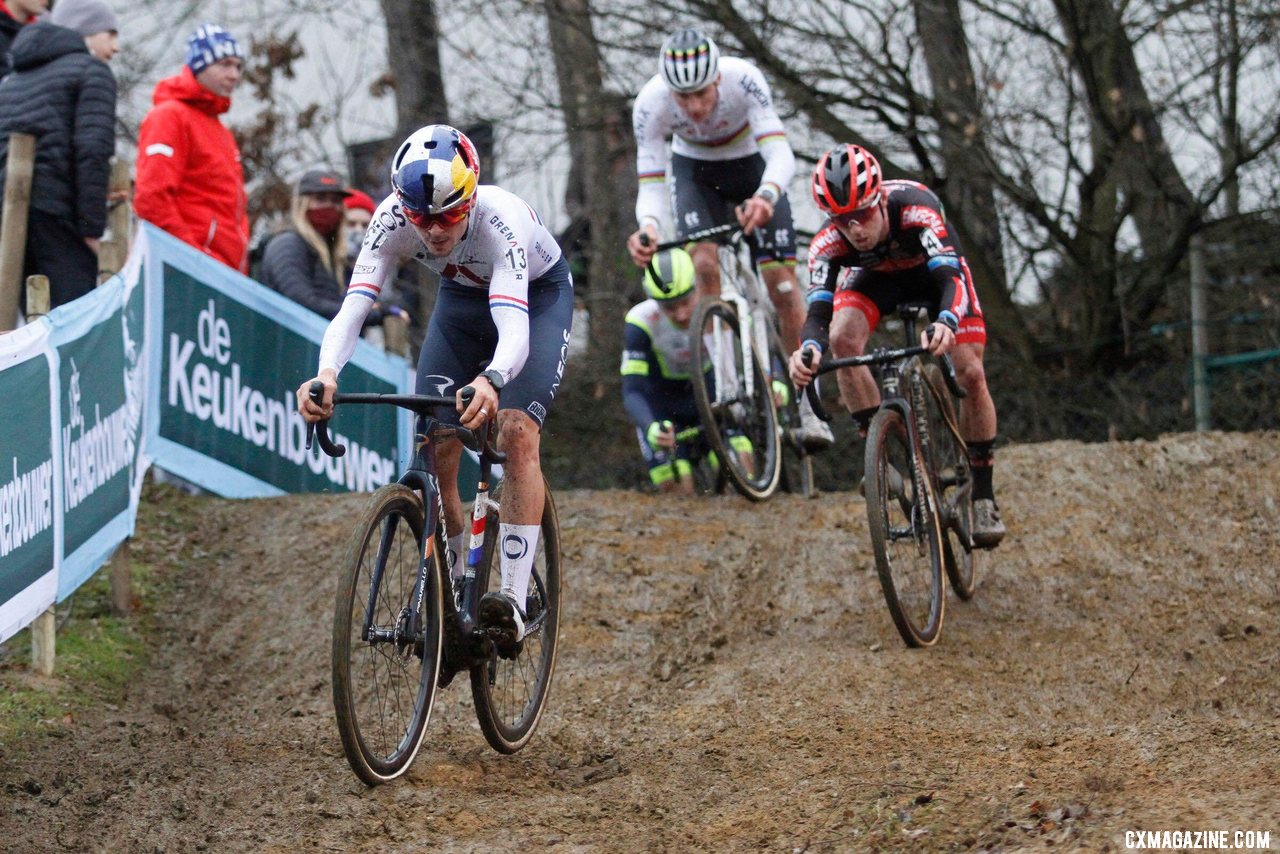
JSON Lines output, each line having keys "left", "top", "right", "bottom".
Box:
{"left": 263, "top": 169, "right": 407, "bottom": 329}
{"left": 0, "top": 0, "right": 48, "bottom": 79}
{"left": 0, "top": 0, "right": 117, "bottom": 309}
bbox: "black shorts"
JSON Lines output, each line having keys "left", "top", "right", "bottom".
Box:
{"left": 669, "top": 153, "right": 796, "bottom": 267}
{"left": 415, "top": 257, "right": 574, "bottom": 430}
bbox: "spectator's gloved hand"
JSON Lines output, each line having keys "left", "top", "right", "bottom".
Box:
{"left": 646, "top": 420, "right": 676, "bottom": 451}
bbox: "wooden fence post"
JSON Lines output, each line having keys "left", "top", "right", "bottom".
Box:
{"left": 25, "top": 273, "right": 57, "bottom": 674}
{"left": 98, "top": 158, "right": 135, "bottom": 615}
{"left": 97, "top": 159, "right": 131, "bottom": 283}
{"left": 0, "top": 132, "right": 36, "bottom": 332}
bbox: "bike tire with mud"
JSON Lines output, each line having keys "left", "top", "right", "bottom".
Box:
{"left": 470, "top": 480, "right": 562, "bottom": 753}
{"left": 332, "top": 484, "right": 444, "bottom": 785}
{"left": 865, "top": 409, "right": 945, "bottom": 647}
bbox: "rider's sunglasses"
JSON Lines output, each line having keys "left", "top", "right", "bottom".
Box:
{"left": 833, "top": 204, "right": 880, "bottom": 229}
{"left": 403, "top": 202, "right": 471, "bottom": 229}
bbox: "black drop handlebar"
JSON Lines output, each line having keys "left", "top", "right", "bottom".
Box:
{"left": 638, "top": 223, "right": 747, "bottom": 296}
{"left": 800, "top": 346, "right": 966, "bottom": 424}
{"left": 304, "top": 381, "right": 506, "bottom": 463}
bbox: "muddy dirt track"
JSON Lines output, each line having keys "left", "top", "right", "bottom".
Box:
{"left": 2, "top": 432, "right": 1278, "bottom": 852}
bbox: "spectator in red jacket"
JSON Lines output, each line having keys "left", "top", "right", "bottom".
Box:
{"left": 133, "top": 24, "right": 249, "bottom": 272}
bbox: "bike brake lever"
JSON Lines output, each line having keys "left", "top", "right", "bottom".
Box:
{"left": 306, "top": 380, "right": 346, "bottom": 457}
{"left": 801, "top": 349, "right": 833, "bottom": 423}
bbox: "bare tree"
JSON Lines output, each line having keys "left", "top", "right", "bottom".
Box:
{"left": 378, "top": 0, "right": 450, "bottom": 137}
{"left": 543, "top": 0, "right": 638, "bottom": 364}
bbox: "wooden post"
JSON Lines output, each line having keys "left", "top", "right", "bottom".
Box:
{"left": 383, "top": 312, "right": 409, "bottom": 357}
{"left": 31, "top": 610, "right": 56, "bottom": 676}
{"left": 0, "top": 133, "right": 36, "bottom": 331}
{"left": 24, "top": 274, "right": 49, "bottom": 319}
{"left": 110, "top": 543, "right": 132, "bottom": 615}
{"left": 23, "top": 273, "right": 57, "bottom": 674}
{"left": 97, "top": 159, "right": 132, "bottom": 282}
{"left": 96, "top": 158, "right": 135, "bottom": 614}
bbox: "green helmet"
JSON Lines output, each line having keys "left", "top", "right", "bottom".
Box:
{"left": 643, "top": 247, "right": 696, "bottom": 301}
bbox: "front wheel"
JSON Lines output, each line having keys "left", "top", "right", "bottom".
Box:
{"left": 690, "top": 299, "right": 781, "bottom": 501}
{"left": 470, "top": 479, "right": 562, "bottom": 753}
{"left": 332, "top": 484, "right": 443, "bottom": 785}
{"left": 921, "top": 363, "right": 978, "bottom": 600}
{"left": 865, "top": 409, "right": 945, "bottom": 647}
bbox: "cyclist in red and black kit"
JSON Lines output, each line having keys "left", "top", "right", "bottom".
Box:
{"left": 788, "top": 143, "right": 1005, "bottom": 546}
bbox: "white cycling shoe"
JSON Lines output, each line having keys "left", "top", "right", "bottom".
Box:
{"left": 797, "top": 396, "right": 835, "bottom": 451}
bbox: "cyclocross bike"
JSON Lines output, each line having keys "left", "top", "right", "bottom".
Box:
{"left": 306, "top": 382, "right": 561, "bottom": 785}
{"left": 803, "top": 303, "right": 978, "bottom": 647}
{"left": 645, "top": 223, "right": 813, "bottom": 501}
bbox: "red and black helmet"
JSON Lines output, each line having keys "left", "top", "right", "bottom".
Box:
{"left": 812, "top": 144, "right": 883, "bottom": 216}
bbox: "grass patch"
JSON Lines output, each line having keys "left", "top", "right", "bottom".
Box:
{"left": 0, "top": 479, "right": 193, "bottom": 758}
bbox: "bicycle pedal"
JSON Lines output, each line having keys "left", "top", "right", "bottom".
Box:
{"left": 485, "top": 628, "right": 523, "bottom": 660}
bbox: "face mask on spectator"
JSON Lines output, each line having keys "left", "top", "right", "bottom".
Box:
{"left": 306, "top": 207, "right": 343, "bottom": 237}
{"left": 346, "top": 229, "right": 364, "bottom": 260}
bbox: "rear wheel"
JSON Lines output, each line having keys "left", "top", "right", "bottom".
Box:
{"left": 690, "top": 299, "right": 781, "bottom": 501}
{"left": 332, "top": 484, "right": 442, "bottom": 785}
{"left": 470, "top": 480, "right": 562, "bottom": 753}
{"left": 921, "top": 363, "right": 977, "bottom": 600}
{"left": 865, "top": 409, "right": 944, "bottom": 647}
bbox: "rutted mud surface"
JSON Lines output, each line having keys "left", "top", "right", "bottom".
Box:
{"left": 2, "top": 432, "right": 1278, "bottom": 851}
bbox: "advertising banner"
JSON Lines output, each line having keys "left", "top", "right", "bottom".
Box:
{"left": 1, "top": 224, "right": 413, "bottom": 643}
{"left": 45, "top": 251, "right": 149, "bottom": 600}
{"left": 0, "top": 321, "right": 58, "bottom": 642}
{"left": 142, "top": 225, "right": 412, "bottom": 498}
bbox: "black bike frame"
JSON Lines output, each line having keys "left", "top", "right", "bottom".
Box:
{"left": 307, "top": 387, "right": 509, "bottom": 657}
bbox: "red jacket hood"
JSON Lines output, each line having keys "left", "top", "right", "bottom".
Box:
{"left": 152, "top": 65, "right": 231, "bottom": 117}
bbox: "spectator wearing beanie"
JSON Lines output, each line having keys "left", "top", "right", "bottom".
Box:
{"left": 262, "top": 170, "right": 409, "bottom": 331}
{"left": 134, "top": 24, "right": 250, "bottom": 272}
{"left": 0, "top": 0, "right": 117, "bottom": 308}
{"left": 0, "top": 0, "right": 48, "bottom": 79}
{"left": 342, "top": 189, "right": 376, "bottom": 266}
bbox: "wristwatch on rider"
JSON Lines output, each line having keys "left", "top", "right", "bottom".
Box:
{"left": 480, "top": 369, "right": 506, "bottom": 391}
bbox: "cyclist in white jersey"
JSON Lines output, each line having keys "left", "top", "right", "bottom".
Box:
{"left": 625, "top": 27, "right": 832, "bottom": 450}
{"left": 297, "top": 124, "right": 574, "bottom": 644}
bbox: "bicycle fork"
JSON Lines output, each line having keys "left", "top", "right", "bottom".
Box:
{"left": 710, "top": 293, "right": 757, "bottom": 407}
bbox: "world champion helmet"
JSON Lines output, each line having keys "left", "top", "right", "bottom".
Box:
{"left": 659, "top": 28, "right": 720, "bottom": 93}
{"left": 643, "top": 247, "right": 696, "bottom": 301}
{"left": 390, "top": 125, "right": 480, "bottom": 220}
{"left": 812, "top": 143, "right": 884, "bottom": 216}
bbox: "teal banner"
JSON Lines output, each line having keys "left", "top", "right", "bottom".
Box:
{"left": 143, "top": 225, "right": 411, "bottom": 497}
{"left": 0, "top": 323, "right": 58, "bottom": 640}
{"left": 0, "top": 224, "right": 412, "bottom": 643}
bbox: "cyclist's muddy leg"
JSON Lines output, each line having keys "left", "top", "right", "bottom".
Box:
{"left": 436, "top": 438, "right": 467, "bottom": 536}
{"left": 951, "top": 342, "right": 997, "bottom": 443}
{"left": 761, "top": 262, "right": 805, "bottom": 350}
{"left": 494, "top": 410, "right": 545, "bottom": 605}
{"left": 690, "top": 242, "right": 721, "bottom": 301}
{"left": 830, "top": 307, "right": 880, "bottom": 413}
